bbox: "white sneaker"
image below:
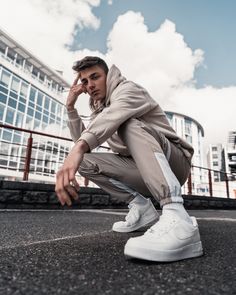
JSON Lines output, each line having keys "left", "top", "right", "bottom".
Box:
{"left": 124, "top": 214, "right": 203, "bottom": 262}
{"left": 112, "top": 199, "right": 159, "bottom": 233}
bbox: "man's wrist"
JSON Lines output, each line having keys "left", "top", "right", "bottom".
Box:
{"left": 75, "top": 139, "right": 90, "bottom": 153}
{"left": 66, "top": 105, "right": 75, "bottom": 112}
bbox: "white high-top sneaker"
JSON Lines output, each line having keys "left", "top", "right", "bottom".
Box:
{"left": 124, "top": 213, "right": 203, "bottom": 262}
{"left": 112, "top": 199, "right": 159, "bottom": 233}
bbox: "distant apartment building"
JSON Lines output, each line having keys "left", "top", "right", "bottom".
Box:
{"left": 165, "top": 111, "right": 205, "bottom": 194}
{"left": 208, "top": 132, "right": 236, "bottom": 181}
{"left": 0, "top": 28, "right": 71, "bottom": 182}
{"left": 207, "top": 132, "right": 236, "bottom": 198}
{"left": 225, "top": 131, "right": 236, "bottom": 177}
{"left": 207, "top": 144, "right": 225, "bottom": 182}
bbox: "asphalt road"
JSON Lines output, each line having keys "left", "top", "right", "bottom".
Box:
{"left": 0, "top": 209, "right": 235, "bottom": 295}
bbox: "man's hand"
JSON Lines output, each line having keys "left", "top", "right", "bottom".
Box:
{"left": 66, "top": 74, "right": 87, "bottom": 111}
{"left": 55, "top": 140, "right": 89, "bottom": 206}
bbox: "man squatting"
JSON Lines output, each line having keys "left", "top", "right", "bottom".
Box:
{"left": 55, "top": 56, "right": 203, "bottom": 262}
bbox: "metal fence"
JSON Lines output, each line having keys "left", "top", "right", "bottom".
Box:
{"left": 0, "top": 123, "right": 235, "bottom": 198}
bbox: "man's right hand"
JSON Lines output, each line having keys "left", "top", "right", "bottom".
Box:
{"left": 66, "top": 74, "right": 87, "bottom": 111}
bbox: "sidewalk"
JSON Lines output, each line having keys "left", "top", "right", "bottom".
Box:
{"left": 0, "top": 209, "right": 235, "bottom": 294}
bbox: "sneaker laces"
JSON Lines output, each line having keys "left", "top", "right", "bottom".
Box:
{"left": 145, "top": 214, "right": 177, "bottom": 237}
{"left": 125, "top": 203, "right": 140, "bottom": 225}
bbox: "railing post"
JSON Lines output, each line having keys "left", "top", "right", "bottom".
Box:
{"left": 187, "top": 170, "right": 192, "bottom": 195}
{"left": 225, "top": 173, "right": 230, "bottom": 198}
{"left": 23, "top": 133, "right": 33, "bottom": 181}
{"left": 208, "top": 169, "right": 213, "bottom": 197}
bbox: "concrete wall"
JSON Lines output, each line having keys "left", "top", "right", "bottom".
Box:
{"left": 0, "top": 180, "right": 236, "bottom": 210}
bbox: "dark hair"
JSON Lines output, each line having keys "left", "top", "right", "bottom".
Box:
{"left": 72, "top": 56, "right": 109, "bottom": 75}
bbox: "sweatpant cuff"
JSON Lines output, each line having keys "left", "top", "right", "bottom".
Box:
{"left": 159, "top": 196, "right": 184, "bottom": 208}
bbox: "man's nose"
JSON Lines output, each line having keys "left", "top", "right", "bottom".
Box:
{"left": 88, "top": 80, "right": 95, "bottom": 89}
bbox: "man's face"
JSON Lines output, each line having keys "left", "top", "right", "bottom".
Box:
{"left": 80, "top": 65, "right": 107, "bottom": 103}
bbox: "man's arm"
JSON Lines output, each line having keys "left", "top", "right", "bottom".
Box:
{"left": 55, "top": 75, "right": 89, "bottom": 206}
{"left": 66, "top": 74, "right": 87, "bottom": 141}
{"left": 79, "top": 86, "right": 155, "bottom": 151}
{"left": 55, "top": 139, "right": 89, "bottom": 206}
{"left": 67, "top": 109, "right": 86, "bottom": 142}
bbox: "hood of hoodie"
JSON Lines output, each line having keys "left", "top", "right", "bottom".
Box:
{"left": 105, "top": 64, "right": 126, "bottom": 106}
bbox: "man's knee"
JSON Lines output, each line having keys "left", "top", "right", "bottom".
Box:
{"left": 79, "top": 154, "right": 98, "bottom": 176}
{"left": 118, "top": 118, "right": 163, "bottom": 146}
{"left": 118, "top": 118, "right": 140, "bottom": 140}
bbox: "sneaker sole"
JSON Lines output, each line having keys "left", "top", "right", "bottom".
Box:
{"left": 124, "top": 241, "right": 203, "bottom": 262}
{"left": 112, "top": 214, "right": 159, "bottom": 233}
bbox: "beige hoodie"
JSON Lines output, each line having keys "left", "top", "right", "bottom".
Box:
{"left": 67, "top": 65, "right": 194, "bottom": 160}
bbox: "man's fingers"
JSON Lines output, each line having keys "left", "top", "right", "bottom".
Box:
{"left": 72, "top": 73, "right": 80, "bottom": 86}
{"left": 64, "top": 183, "right": 79, "bottom": 201}
{"left": 62, "top": 170, "right": 79, "bottom": 202}
{"left": 56, "top": 170, "right": 72, "bottom": 206}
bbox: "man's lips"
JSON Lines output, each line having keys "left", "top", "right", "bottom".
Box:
{"left": 91, "top": 90, "right": 99, "bottom": 96}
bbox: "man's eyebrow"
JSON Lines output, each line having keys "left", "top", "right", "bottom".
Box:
{"left": 90, "top": 72, "right": 99, "bottom": 78}
{"left": 81, "top": 72, "right": 100, "bottom": 83}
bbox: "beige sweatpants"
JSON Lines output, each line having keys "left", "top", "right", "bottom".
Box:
{"left": 79, "top": 118, "right": 192, "bottom": 207}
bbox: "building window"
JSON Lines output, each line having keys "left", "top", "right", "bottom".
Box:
{"left": 2, "top": 130, "right": 12, "bottom": 142}
{"left": 0, "top": 41, "right": 7, "bottom": 55}
{"left": 212, "top": 154, "right": 218, "bottom": 159}
{"left": 37, "top": 91, "right": 44, "bottom": 107}
{"left": 0, "top": 92, "right": 7, "bottom": 104}
{"left": 15, "top": 113, "right": 24, "bottom": 128}
{"left": 5, "top": 107, "right": 15, "bottom": 125}
{"left": 185, "top": 134, "right": 192, "bottom": 144}
{"left": 44, "top": 96, "right": 50, "bottom": 110}
{"left": 212, "top": 147, "right": 217, "bottom": 151}
{"left": 18, "top": 103, "right": 26, "bottom": 113}
{"left": 20, "top": 82, "right": 28, "bottom": 97}
{"left": 29, "top": 87, "right": 37, "bottom": 102}
{"left": 11, "top": 76, "right": 20, "bottom": 93}
{"left": 51, "top": 101, "right": 56, "bottom": 114}
{"left": 0, "top": 104, "right": 5, "bottom": 122}
{"left": 0, "top": 70, "right": 11, "bottom": 87}
{"left": 184, "top": 119, "right": 192, "bottom": 134}
{"left": 8, "top": 97, "right": 17, "bottom": 108}
{"left": 24, "top": 61, "right": 32, "bottom": 74}
{"left": 213, "top": 161, "right": 218, "bottom": 166}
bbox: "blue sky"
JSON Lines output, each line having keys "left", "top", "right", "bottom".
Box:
{"left": 73, "top": 0, "right": 236, "bottom": 88}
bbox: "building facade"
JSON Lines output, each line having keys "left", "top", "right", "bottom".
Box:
{"left": 225, "top": 131, "right": 236, "bottom": 177}
{"left": 0, "top": 28, "right": 71, "bottom": 182}
{"left": 165, "top": 111, "right": 205, "bottom": 195}
{"left": 207, "top": 144, "right": 225, "bottom": 182}
{"left": 207, "top": 132, "right": 236, "bottom": 198}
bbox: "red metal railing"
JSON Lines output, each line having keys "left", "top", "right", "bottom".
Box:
{"left": 0, "top": 123, "right": 235, "bottom": 197}
{"left": 0, "top": 123, "right": 73, "bottom": 181}
{"left": 185, "top": 165, "right": 234, "bottom": 198}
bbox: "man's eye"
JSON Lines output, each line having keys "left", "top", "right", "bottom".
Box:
{"left": 92, "top": 75, "right": 99, "bottom": 80}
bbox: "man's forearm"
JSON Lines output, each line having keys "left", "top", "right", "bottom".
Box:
{"left": 74, "top": 139, "right": 90, "bottom": 153}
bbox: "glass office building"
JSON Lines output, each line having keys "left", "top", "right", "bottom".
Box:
{"left": 0, "top": 28, "right": 71, "bottom": 182}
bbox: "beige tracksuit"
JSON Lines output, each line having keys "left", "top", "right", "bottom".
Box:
{"left": 67, "top": 65, "right": 194, "bottom": 207}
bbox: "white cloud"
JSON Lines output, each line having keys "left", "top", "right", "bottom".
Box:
{"left": 0, "top": 0, "right": 101, "bottom": 80}
{"left": 106, "top": 12, "right": 204, "bottom": 100}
